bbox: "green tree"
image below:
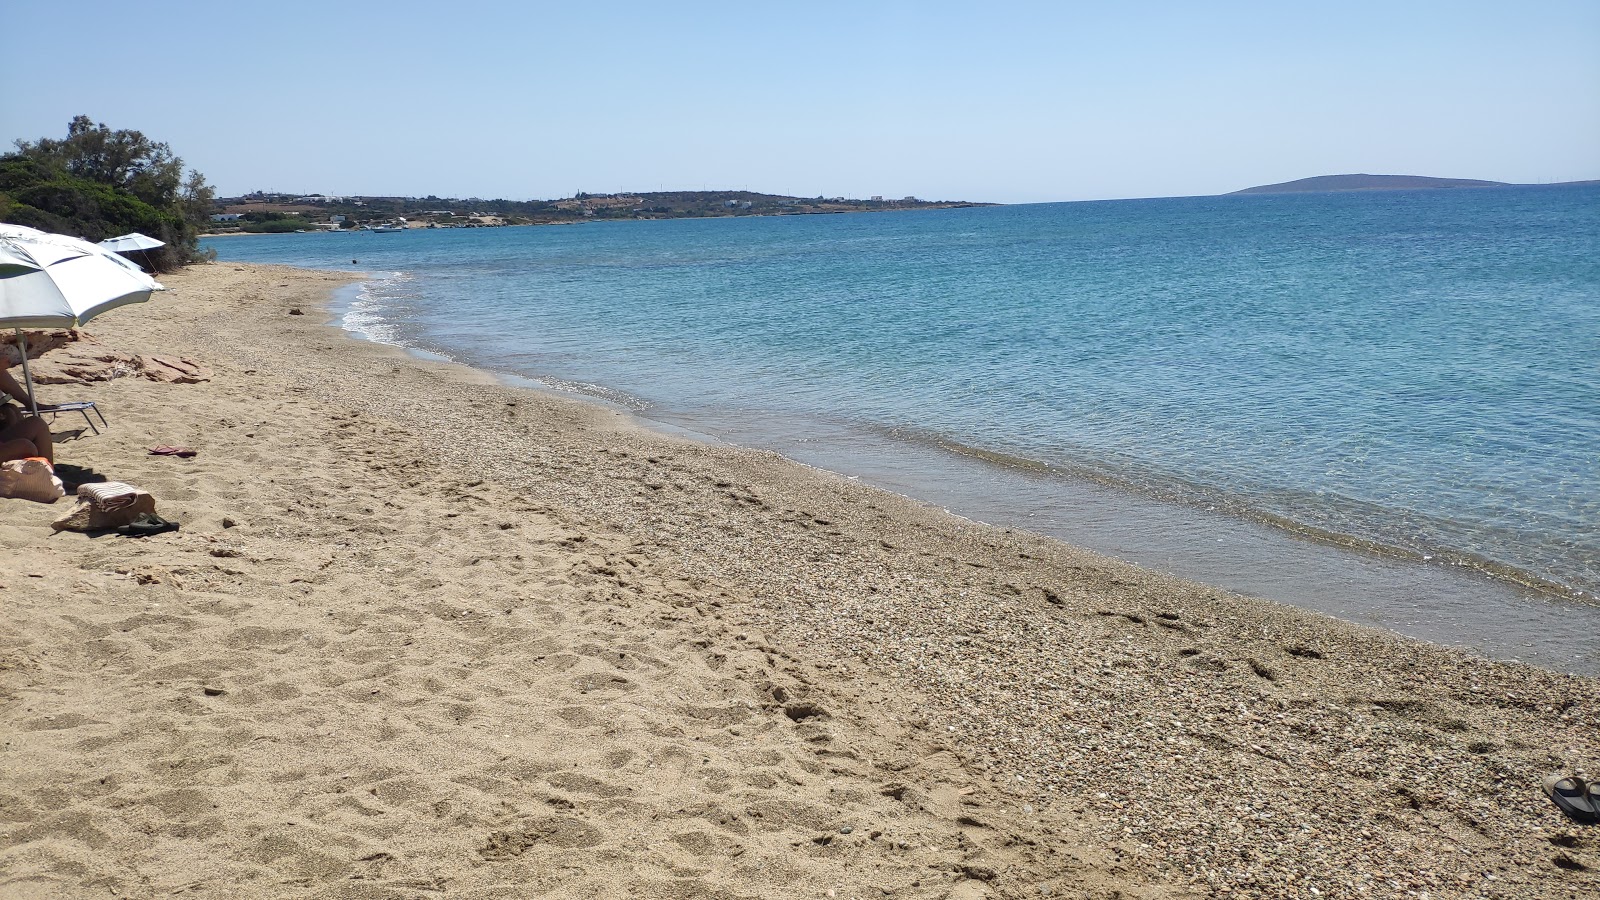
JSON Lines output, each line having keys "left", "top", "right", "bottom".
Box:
{"left": 3, "top": 116, "right": 215, "bottom": 269}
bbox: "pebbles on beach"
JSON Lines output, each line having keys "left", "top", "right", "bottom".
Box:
{"left": 1, "top": 262, "right": 1595, "bottom": 899}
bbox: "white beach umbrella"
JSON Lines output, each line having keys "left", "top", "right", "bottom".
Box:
{"left": 0, "top": 223, "right": 165, "bottom": 416}
{"left": 99, "top": 231, "right": 166, "bottom": 272}
{"left": 97, "top": 232, "right": 165, "bottom": 252}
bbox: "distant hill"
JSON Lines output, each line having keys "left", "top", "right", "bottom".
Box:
{"left": 1230, "top": 174, "right": 1510, "bottom": 194}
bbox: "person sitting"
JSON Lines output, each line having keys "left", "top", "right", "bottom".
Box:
{"left": 0, "top": 360, "right": 54, "bottom": 465}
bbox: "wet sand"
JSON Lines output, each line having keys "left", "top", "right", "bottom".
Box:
{"left": 1, "top": 262, "right": 1596, "bottom": 899}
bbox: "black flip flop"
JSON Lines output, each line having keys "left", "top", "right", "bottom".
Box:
{"left": 1542, "top": 775, "right": 1598, "bottom": 825}
{"left": 119, "top": 513, "right": 180, "bottom": 538}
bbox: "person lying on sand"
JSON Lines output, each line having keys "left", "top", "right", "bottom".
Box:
{"left": 0, "top": 362, "right": 54, "bottom": 465}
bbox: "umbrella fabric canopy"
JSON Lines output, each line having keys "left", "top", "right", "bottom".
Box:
{"left": 1, "top": 223, "right": 164, "bottom": 417}
{"left": 1, "top": 223, "right": 163, "bottom": 329}
{"left": 99, "top": 231, "right": 166, "bottom": 274}
{"left": 98, "top": 232, "right": 166, "bottom": 252}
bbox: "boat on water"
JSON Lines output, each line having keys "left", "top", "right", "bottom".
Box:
{"left": 368, "top": 223, "right": 405, "bottom": 233}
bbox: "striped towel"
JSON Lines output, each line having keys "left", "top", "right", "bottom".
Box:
{"left": 78, "top": 481, "right": 140, "bottom": 510}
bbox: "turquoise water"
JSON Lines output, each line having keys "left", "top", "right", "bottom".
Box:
{"left": 205, "top": 187, "right": 1600, "bottom": 606}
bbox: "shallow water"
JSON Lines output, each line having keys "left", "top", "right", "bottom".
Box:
{"left": 205, "top": 187, "right": 1600, "bottom": 674}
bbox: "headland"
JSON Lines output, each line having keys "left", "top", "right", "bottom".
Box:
{"left": 205, "top": 190, "right": 994, "bottom": 234}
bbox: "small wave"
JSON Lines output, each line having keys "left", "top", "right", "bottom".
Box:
{"left": 911, "top": 432, "right": 1056, "bottom": 474}
{"left": 867, "top": 421, "right": 1594, "bottom": 603}
{"left": 342, "top": 271, "right": 414, "bottom": 346}
{"left": 1251, "top": 511, "right": 1588, "bottom": 600}
{"left": 535, "top": 376, "right": 652, "bottom": 411}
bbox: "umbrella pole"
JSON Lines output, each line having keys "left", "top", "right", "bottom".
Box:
{"left": 13, "top": 328, "right": 41, "bottom": 418}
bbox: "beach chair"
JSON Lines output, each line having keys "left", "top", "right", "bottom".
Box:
{"left": 40, "top": 401, "right": 108, "bottom": 435}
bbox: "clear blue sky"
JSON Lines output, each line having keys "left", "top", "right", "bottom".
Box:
{"left": 4, "top": 1, "right": 1596, "bottom": 203}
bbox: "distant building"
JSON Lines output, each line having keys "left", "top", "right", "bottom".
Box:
{"left": 210, "top": 213, "right": 243, "bottom": 222}
{"left": 871, "top": 195, "right": 883, "bottom": 202}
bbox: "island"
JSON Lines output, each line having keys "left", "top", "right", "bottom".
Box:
{"left": 1229, "top": 174, "right": 1514, "bottom": 194}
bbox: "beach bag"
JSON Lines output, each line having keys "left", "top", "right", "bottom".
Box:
{"left": 0, "top": 457, "right": 65, "bottom": 503}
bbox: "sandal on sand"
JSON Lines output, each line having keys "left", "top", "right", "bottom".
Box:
{"left": 119, "top": 513, "right": 180, "bottom": 538}
{"left": 1542, "top": 775, "right": 1598, "bottom": 824}
{"left": 148, "top": 445, "right": 197, "bottom": 458}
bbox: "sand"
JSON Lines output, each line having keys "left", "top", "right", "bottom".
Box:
{"left": 1, "top": 262, "right": 1596, "bottom": 899}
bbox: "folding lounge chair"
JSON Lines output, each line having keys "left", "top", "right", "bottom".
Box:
{"left": 40, "top": 401, "right": 108, "bottom": 435}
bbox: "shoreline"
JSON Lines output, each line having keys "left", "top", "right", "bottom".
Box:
{"left": 3, "top": 262, "right": 1596, "bottom": 897}
{"left": 323, "top": 275, "right": 1600, "bottom": 676}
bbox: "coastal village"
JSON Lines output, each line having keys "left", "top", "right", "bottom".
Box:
{"left": 205, "top": 190, "right": 988, "bottom": 234}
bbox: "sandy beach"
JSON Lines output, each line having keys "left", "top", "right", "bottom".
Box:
{"left": 1, "top": 262, "right": 1596, "bottom": 899}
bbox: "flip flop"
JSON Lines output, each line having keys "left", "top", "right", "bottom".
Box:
{"left": 1542, "top": 775, "right": 1598, "bottom": 825}
{"left": 148, "top": 446, "right": 197, "bottom": 458}
{"left": 118, "top": 513, "right": 180, "bottom": 538}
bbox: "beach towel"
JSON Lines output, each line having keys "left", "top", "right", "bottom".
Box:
{"left": 79, "top": 481, "right": 140, "bottom": 510}
{"left": 53, "top": 481, "right": 157, "bottom": 532}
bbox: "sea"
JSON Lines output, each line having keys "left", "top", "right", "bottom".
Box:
{"left": 203, "top": 184, "right": 1600, "bottom": 675}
